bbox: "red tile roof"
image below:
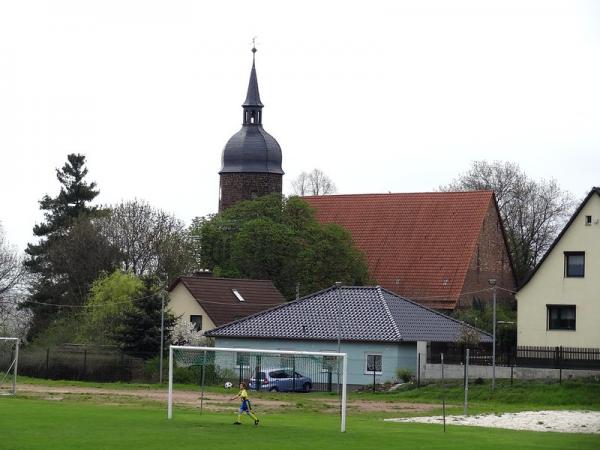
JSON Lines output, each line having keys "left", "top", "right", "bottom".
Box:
{"left": 303, "top": 191, "right": 494, "bottom": 309}
{"left": 168, "top": 276, "right": 286, "bottom": 326}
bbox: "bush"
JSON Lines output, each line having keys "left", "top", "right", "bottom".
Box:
{"left": 396, "top": 368, "right": 413, "bottom": 383}
{"left": 474, "top": 377, "right": 485, "bottom": 385}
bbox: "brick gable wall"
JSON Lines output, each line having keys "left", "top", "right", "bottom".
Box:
{"left": 459, "top": 200, "right": 516, "bottom": 308}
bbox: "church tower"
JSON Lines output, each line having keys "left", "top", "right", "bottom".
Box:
{"left": 218, "top": 46, "right": 284, "bottom": 211}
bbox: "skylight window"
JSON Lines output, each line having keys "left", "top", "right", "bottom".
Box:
{"left": 232, "top": 289, "right": 245, "bottom": 302}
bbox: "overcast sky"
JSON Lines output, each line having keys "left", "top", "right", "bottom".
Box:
{"left": 1, "top": 0, "right": 599, "bottom": 251}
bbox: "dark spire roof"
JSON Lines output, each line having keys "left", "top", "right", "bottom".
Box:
{"left": 219, "top": 46, "right": 283, "bottom": 175}
{"left": 242, "top": 47, "right": 263, "bottom": 107}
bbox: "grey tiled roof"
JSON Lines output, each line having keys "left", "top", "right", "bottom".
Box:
{"left": 206, "top": 286, "right": 492, "bottom": 343}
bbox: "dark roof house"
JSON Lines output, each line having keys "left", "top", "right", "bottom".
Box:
{"left": 168, "top": 275, "right": 286, "bottom": 333}
{"left": 207, "top": 285, "right": 492, "bottom": 344}
{"left": 303, "top": 191, "right": 517, "bottom": 310}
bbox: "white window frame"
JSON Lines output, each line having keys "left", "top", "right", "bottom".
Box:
{"left": 364, "top": 352, "right": 383, "bottom": 375}
{"left": 189, "top": 314, "right": 203, "bottom": 331}
{"left": 232, "top": 289, "right": 245, "bottom": 302}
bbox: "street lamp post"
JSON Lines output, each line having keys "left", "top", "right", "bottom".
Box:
{"left": 488, "top": 279, "right": 497, "bottom": 390}
{"left": 159, "top": 291, "right": 165, "bottom": 384}
{"left": 335, "top": 282, "right": 342, "bottom": 354}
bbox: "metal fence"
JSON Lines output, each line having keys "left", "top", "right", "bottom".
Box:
{"left": 428, "top": 344, "right": 600, "bottom": 370}
{"left": 16, "top": 345, "right": 153, "bottom": 382}
{"left": 516, "top": 346, "right": 600, "bottom": 370}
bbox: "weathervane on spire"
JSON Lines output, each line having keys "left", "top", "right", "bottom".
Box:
{"left": 251, "top": 36, "right": 257, "bottom": 60}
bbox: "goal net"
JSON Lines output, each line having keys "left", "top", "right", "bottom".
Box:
{"left": 0, "top": 337, "right": 18, "bottom": 396}
{"left": 168, "top": 345, "right": 348, "bottom": 432}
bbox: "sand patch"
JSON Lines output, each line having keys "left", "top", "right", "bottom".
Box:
{"left": 385, "top": 410, "right": 600, "bottom": 434}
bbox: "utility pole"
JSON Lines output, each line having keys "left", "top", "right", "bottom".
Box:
{"left": 335, "top": 282, "right": 342, "bottom": 354}
{"left": 488, "top": 279, "right": 497, "bottom": 390}
{"left": 159, "top": 290, "right": 165, "bottom": 384}
{"left": 335, "top": 281, "right": 342, "bottom": 396}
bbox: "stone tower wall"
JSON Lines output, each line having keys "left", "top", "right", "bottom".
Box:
{"left": 219, "top": 173, "right": 283, "bottom": 211}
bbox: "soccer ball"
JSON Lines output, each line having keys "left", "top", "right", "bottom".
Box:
{"left": 224, "top": 381, "right": 233, "bottom": 389}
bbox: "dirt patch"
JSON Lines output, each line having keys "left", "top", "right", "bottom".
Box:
{"left": 18, "top": 384, "right": 289, "bottom": 411}
{"left": 18, "top": 384, "right": 438, "bottom": 414}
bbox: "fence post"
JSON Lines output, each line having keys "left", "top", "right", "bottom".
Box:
{"left": 417, "top": 353, "right": 421, "bottom": 388}
{"left": 83, "top": 349, "right": 87, "bottom": 379}
{"left": 464, "top": 348, "right": 469, "bottom": 416}
{"left": 372, "top": 368, "right": 376, "bottom": 392}
{"left": 46, "top": 348, "right": 50, "bottom": 377}
{"left": 441, "top": 353, "right": 446, "bottom": 433}
{"left": 559, "top": 346, "right": 563, "bottom": 384}
{"left": 293, "top": 356, "right": 296, "bottom": 392}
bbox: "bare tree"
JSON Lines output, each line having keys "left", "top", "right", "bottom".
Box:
{"left": 0, "top": 224, "right": 30, "bottom": 339}
{"left": 291, "top": 169, "right": 337, "bottom": 196}
{"left": 441, "top": 160, "right": 575, "bottom": 281}
{"left": 98, "top": 200, "right": 197, "bottom": 283}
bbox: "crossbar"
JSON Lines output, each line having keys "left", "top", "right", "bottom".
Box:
{"left": 169, "top": 345, "right": 345, "bottom": 358}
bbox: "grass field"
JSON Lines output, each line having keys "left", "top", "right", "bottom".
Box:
{"left": 1, "top": 377, "right": 599, "bottom": 449}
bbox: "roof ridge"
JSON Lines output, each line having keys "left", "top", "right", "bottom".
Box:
{"left": 181, "top": 276, "right": 273, "bottom": 283}
{"left": 377, "top": 286, "right": 403, "bottom": 341}
{"left": 379, "top": 287, "right": 492, "bottom": 338}
{"left": 303, "top": 190, "right": 495, "bottom": 199}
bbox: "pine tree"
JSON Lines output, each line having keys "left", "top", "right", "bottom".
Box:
{"left": 24, "top": 154, "right": 117, "bottom": 339}
{"left": 112, "top": 279, "right": 174, "bottom": 358}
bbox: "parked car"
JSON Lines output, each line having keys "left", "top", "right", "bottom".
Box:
{"left": 248, "top": 368, "right": 312, "bottom": 392}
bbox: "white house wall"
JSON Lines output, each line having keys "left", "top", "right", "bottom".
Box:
{"left": 168, "top": 283, "right": 216, "bottom": 334}
{"left": 517, "top": 193, "right": 600, "bottom": 347}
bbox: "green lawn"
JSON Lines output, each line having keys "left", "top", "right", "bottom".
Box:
{"left": 1, "top": 396, "right": 599, "bottom": 450}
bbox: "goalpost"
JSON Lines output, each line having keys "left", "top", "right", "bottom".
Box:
{"left": 0, "top": 337, "right": 19, "bottom": 396}
{"left": 168, "top": 345, "right": 348, "bottom": 432}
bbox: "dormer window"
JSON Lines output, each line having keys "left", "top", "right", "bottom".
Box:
{"left": 232, "top": 289, "right": 245, "bottom": 302}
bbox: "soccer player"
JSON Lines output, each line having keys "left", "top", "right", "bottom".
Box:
{"left": 231, "top": 382, "right": 259, "bottom": 425}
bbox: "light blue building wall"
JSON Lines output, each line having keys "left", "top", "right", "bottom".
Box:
{"left": 214, "top": 337, "right": 417, "bottom": 386}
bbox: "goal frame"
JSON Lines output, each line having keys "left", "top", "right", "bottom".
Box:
{"left": 168, "top": 345, "right": 348, "bottom": 432}
{"left": 0, "top": 337, "right": 19, "bottom": 396}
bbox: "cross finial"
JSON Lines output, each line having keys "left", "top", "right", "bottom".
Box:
{"left": 251, "top": 37, "right": 257, "bottom": 55}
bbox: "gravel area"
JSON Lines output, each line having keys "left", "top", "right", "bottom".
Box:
{"left": 384, "top": 410, "right": 600, "bottom": 434}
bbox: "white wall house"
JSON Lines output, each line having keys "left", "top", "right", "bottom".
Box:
{"left": 167, "top": 275, "right": 285, "bottom": 335}
{"left": 517, "top": 187, "right": 600, "bottom": 348}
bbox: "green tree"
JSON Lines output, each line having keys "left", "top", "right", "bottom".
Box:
{"left": 194, "top": 194, "right": 369, "bottom": 298}
{"left": 23, "top": 154, "right": 117, "bottom": 339}
{"left": 81, "top": 270, "right": 144, "bottom": 344}
{"left": 452, "top": 301, "right": 517, "bottom": 353}
{"left": 112, "top": 279, "right": 174, "bottom": 358}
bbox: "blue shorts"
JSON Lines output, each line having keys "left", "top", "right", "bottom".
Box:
{"left": 239, "top": 400, "right": 251, "bottom": 413}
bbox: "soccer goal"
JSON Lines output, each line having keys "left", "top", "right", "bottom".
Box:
{"left": 0, "top": 337, "right": 19, "bottom": 396}
{"left": 168, "top": 345, "right": 348, "bottom": 432}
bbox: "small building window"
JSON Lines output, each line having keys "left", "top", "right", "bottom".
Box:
{"left": 547, "top": 305, "right": 576, "bottom": 331}
{"left": 232, "top": 289, "right": 245, "bottom": 302}
{"left": 564, "top": 252, "right": 585, "bottom": 277}
{"left": 365, "top": 353, "right": 382, "bottom": 374}
{"left": 585, "top": 215, "right": 592, "bottom": 225}
{"left": 190, "top": 315, "right": 202, "bottom": 331}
